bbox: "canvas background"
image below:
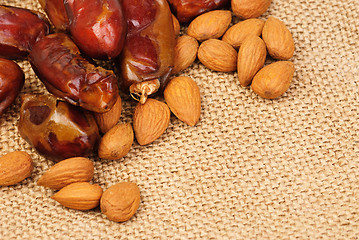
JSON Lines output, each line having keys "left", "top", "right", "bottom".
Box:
{"left": 1, "top": 0, "right": 358, "bottom": 239}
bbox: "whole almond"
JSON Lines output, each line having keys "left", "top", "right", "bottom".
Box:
{"left": 198, "top": 39, "right": 237, "bottom": 72}
{"left": 251, "top": 61, "right": 295, "bottom": 99}
{"left": 98, "top": 123, "right": 134, "bottom": 160}
{"left": 222, "top": 18, "right": 265, "bottom": 48}
{"left": 164, "top": 77, "right": 201, "bottom": 126}
{"left": 133, "top": 98, "right": 170, "bottom": 145}
{"left": 94, "top": 95, "right": 122, "bottom": 134}
{"left": 37, "top": 157, "right": 94, "bottom": 190}
{"left": 172, "top": 14, "right": 181, "bottom": 37}
{"left": 262, "top": 16, "right": 295, "bottom": 60}
{"left": 0, "top": 151, "right": 33, "bottom": 186}
{"left": 187, "top": 10, "right": 232, "bottom": 41}
{"left": 101, "top": 182, "right": 140, "bottom": 222}
{"left": 51, "top": 182, "right": 103, "bottom": 210}
{"left": 237, "top": 35, "right": 267, "bottom": 87}
{"left": 232, "top": 0, "right": 272, "bottom": 19}
{"left": 172, "top": 35, "right": 199, "bottom": 75}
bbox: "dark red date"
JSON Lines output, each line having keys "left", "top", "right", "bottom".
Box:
{"left": 38, "top": 0, "right": 70, "bottom": 31}
{"left": 0, "top": 5, "right": 50, "bottom": 59}
{"left": 118, "top": 0, "right": 175, "bottom": 103}
{"left": 64, "top": 0, "right": 127, "bottom": 59}
{"left": 28, "top": 33, "right": 119, "bottom": 113}
{"left": 19, "top": 94, "right": 100, "bottom": 160}
{"left": 0, "top": 58, "right": 25, "bottom": 115}
{"left": 167, "top": 0, "right": 229, "bottom": 23}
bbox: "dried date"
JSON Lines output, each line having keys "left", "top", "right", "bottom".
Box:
{"left": 38, "top": 0, "right": 70, "bottom": 31}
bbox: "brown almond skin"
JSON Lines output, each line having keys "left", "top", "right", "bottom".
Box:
{"left": 133, "top": 99, "right": 170, "bottom": 146}
{"left": 198, "top": 39, "right": 237, "bottom": 72}
{"left": 231, "top": 0, "right": 272, "bottom": 19}
{"left": 172, "top": 14, "right": 181, "bottom": 37}
{"left": 164, "top": 76, "right": 201, "bottom": 126}
{"left": 98, "top": 123, "right": 134, "bottom": 160}
{"left": 37, "top": 157, "right": 94, "bottom": 190}
{"left": 52, "top": 182, "right": 103, "bottom": 210}
{"left": 94, "top": 96, "right": 122, "bottom": 134}
{"left": 237, "top": 35, "right": 267, "bottom": 87}
{"left": 262, "top": 16, "right": 295, "bottom": 60}
{"left": 172, "top": 35, "right": 199, "bottom": 75}
{"left": 187, "top": 10, "right": 232, "bottom": 42}
{"left": 222, "top": 18, "right": 265, "bottom": 49}
{"left": 0, "top": 151, "right": 33, "bottom": 186}
{"left": 0, "top": 58, "right": 25, "bottom": 115}
{"left": 101, "top": 182, "right": 140, "bottom": 222}
{"left": 251, "top": 61, "right": 295, "bottom": 99}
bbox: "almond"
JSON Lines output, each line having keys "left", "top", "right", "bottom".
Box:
{"left": 98, "top": 123, "right": 134, "bottom": 160}
{"left": 133, "top": 98, "right": 170, "bottom": 145}
{"left": 198, "top": 39, "right": 237, "bottom": 72}
{"left": 222, "top": 18, "right": 265, "bottom": 48}
{"left": 251, "top": 61, "right": 295, "bottom": 99}
{"left": 237, "top": 35, "right": 267, "bottom": 87}
{"left": 172, "top": 14, "right": 181, "bottom": 37}
{"left": 187, "top": 10, "right": 232, "bottom": 41}
{"left": 100, "top": 182, "right": 140, "bottom": 222}
{"left": 231, "top": 0, "right": 272, "bottom": 19}
{"left": 51, "top": 182, "right": 103, "bottom": 210}
{"left": 37, "top": 157, "right": 94, "bottom": 190}
{"left": 172, "top": 35, "right": 199, "bottom": 75}
{"left": 164, "top": 76, "right": 201, "bottom": 126}
{"left": 262, "top": 16, "right": 295, "bottom": 60}
{"left": 0, "top": 151, "right": 33, "bottom": 186}
{"left": 94, "top": 95, "right": 122, "bottom": 134}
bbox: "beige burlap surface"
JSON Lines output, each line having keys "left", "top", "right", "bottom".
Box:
{"left": 1, "top": 0, "right": 359, "bottom": 239}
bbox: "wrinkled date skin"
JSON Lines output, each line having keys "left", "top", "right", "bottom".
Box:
{"left": 28, "top": 33, "right": 119, "bottom": 113}
{"left": 19, "top": 94, "right": 100, "bottom": 160}
{"left": 64, "top": 0, "right": 127, "bottom": 59}
{"left": 168, "top": 0, "right": 229, "bottom": 23}
{"left": 0, "top": 58, "right": 25, "bottom": 115}
{"left": 118, "top": 0, "right": 175, "bottom": 102}
{"left": 0, "top": 5, "right": 50, "bottom": 59}
{"left": 38, "top": 0, "right": 70, "bottom": 31}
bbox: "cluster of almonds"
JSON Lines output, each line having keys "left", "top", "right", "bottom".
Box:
{"left": 172, "top": 3, "right": 295, "bottom": 99}
{"left": 0, "top": 152, "right": 140, "bottom": 222}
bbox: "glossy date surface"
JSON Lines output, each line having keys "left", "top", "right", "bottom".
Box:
{"left": 118, "top": 0, "right": 175, "bottom": 101}
{"left": 19, "top": 94, "right": 100, "bottom": 160}
{"left": 0, "top": 5, "right": 49, "bottom": 59}
{"left": 38, "top": 0, "right": 70, "bottom": 31}
{"left": 28, "top": 33, "right": 119, "bottom": 113}
{"left": 64, "top": 0, "right": 127, "bottom": 59}
{"left": 167, "top": 0, "right": 229, "bottom": 23}
{"left": 0, "top": 58, "right": 25, "bottom": 115}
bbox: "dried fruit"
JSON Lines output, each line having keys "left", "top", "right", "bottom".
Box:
{"left": 231, "top": 0, "right": 272, "bottom": 19}
{"left": 222, "top": 18, "right": 265, "bottom": 48}
{"left": 94, "top": 96, "right": 122, "bottom": 134}
{"left": 98, "top": 123, "right": 134, "bottom": 160}
{"left": 172, "top": 35, "right": 199, "bottom": 74}
{"left": 172, "top": 14, "right": 181, "bottom": 36}
{"left": 101, "top": 182, "right": 140, "bottom": 222}
{"left": 187, "top": 10, "right": 232, "bottom": 41}
{"left": 251, "top": 61, "right": 295, "bottom": 99}
{"left": 198, "top": 39, "right": 237, "bottom": 72}
{"left": 133, "top": 99, "right": 170, "bottom": 145}
{"left": 0, "top": 151, "right": 33, "bottom": 186}
{"left": 37, "top": 157, "right": 94, "bottom": 190}
{"left": 237, "top": 35, "right": 267, "bottom": 87}
{"left": 51, "top": 182, "right": 103, "bottom": 210}
{"left": 0, "top": 58, "right": 25, "bottom": 115}
{"left": 164, "top": 76, "right": 201, "bottom": 126}
{"left": 262, "top": 16, "right": 295, "bottom": 60}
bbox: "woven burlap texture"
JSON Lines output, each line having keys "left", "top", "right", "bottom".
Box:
{"left": 1, "top": 0, "right": 359, "bottom": 239}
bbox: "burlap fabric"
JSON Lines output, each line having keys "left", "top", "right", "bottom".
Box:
{"left": 1, "top": 0, "right": 358, "bottom": 239}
